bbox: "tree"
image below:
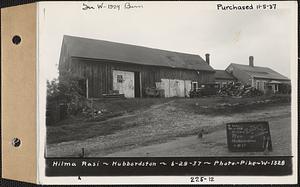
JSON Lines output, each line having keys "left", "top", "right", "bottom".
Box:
{"left": 47, "top": 71, "right": 86, "bottom": 116}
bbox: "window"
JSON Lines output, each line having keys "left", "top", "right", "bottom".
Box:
{"left": 275, "top": 84, "right": 278, "bottom": 91}
{"left": 256, "top": 81, "right": 260, "bottom": 90}
{"left": 192, "top": 82, "right": 198, "bottom": 91}
{"left": 117, "top": 75, "right": 123, "bottom": 83}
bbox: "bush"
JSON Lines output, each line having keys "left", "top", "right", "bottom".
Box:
{"left": 47, "top": 71, "right": 86, "bottom": 116}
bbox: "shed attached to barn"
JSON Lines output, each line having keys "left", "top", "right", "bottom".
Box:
{"left": 59, "top": 35, "right": 215, "bottom": 98}
{"left": 214, "top": 70, "right": 236, "bottom": 89}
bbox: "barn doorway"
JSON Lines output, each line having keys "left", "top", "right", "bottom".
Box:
{"left": 134, "top": 72, "right": 141, "bottom": 98}
{"left": 113, "top": 70, "right": 135, "bottom": 98}
{"left": 112, "top": 70, "right": 141, "bottom": 98}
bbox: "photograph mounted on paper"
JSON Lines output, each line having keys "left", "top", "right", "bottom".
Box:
{"left": 36, "top": 1, "right": 297, "bottom": 182}
{"left": 42, "top": 1, "right": 293, "bottom": 158}
{"left": 40, "top": 2, "right": 291, "bottom": 157}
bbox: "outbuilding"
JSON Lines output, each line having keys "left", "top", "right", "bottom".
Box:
{"left": 225, "top": 56, "right": 290, "bottom": 94}
{"left": 58, "top": 35, "right": 215, "bottom": 98}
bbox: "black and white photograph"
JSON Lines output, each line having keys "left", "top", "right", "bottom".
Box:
{"left": 37, "top": 1, "right": 297, "bottom": 184}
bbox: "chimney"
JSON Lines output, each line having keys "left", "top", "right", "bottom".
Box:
{"left": 205, "top": 53, "right": 210, "bottom": 65}
{"left": 249, "top": 56, "right": 254, "bottom": 67}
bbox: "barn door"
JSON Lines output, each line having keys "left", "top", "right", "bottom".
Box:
{"left": 161, "top": 79, "right": 170, "bottom": 97}
{"left": 169, "top": 79, "right": 177, "bottom": 97}
{"left": 113, "top": 70, "right": 135, "bottom": 98}
{"left": 161, "top": 79, "right": 187, "bottom": 97}
{"left": 169, "top": 79, "right": 185, "bottom": 97}
{"left": 184, "top": 80, "right": 191, "bottom": 97}
{"left": 176, "top": 80, "right": 185, "bottom": 97}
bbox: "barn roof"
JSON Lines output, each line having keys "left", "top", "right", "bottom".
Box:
{"left": 215, "top": 70, "right": 235, "bottom": 80}
{"left": 230, "top": 63, "right": 289, "bottom": 81}
{"left": 62, "top": 35, "right": 214, "bottom": 71}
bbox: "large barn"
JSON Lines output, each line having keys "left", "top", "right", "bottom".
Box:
{"left": 58, "top": 35, "right": 215, "bottom": 98}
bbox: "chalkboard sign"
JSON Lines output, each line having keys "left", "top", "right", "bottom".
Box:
{"left": 226, "top": 121, "right": 272, "bottom": 152}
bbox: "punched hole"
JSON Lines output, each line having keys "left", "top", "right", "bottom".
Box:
{"left": 12, "top": 138, "right": 21, "bottom": 147}
{"left": 12, "top": 35, "right": 21, "bottom": 45}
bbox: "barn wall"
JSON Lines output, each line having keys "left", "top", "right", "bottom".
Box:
{"left": 158, "top": 67, "right": 214, "bottom": 83}
{"left": 69, "top": 57, "right": 215, "bottom": 98}
{"left": 58, "top": 42, "right": 71, "bottom": 76}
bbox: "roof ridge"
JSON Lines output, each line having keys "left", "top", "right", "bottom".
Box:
{"left": 61, "top": 35, "right": 214, "bottom": 71}
{"left": 230, "top": 62, "right": 270, "bottom": 69}
{"left": 63, "top": 35, "right": 201, "bottom": 57}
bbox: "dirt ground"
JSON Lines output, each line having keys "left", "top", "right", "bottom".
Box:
{"left": 105, "top": 115, "right": 291, "bottom": 157}
{"left": 46, "top": 96, "right": 291, "bottom": 157}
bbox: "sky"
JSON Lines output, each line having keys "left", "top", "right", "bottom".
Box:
{"left": 38, "top": 1, "right": 297, "bottom": 81}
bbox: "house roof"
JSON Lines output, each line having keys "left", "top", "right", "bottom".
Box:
{"left": 215, "top": 70, "right": 235, "bottom": 80}
{"left": 62, "top": 35, "right": 214, "bottom": 72}
{"left": 230, "top": 63, "right": 290, "bottom": 81}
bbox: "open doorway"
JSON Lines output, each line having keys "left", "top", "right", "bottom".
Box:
{"left": 134, "top": 72, "right": 141, "bottom": 98}
{"left": 191, "top": 81, "right": 198, "bottom": 91}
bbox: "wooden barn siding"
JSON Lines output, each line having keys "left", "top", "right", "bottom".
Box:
{"left": 158, "top": 67, "right": 214, "bottom": 83}
{"left": 70, "top": 58, "right": 215, "bottom": 97}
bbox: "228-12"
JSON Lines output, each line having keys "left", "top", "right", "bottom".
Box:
{"left": 190, "top": 176, "right": 215, "bottom": 183}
